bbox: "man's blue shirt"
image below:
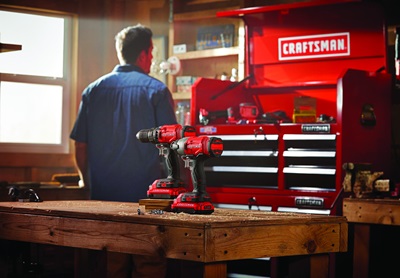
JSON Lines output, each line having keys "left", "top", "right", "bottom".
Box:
{"left": 70, "top": 64, "right": 177, "bottom": 202}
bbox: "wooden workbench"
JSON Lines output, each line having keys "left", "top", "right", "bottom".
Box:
{"left": 0, "top": 200, "right": 348, "bottom": 278}
{"left": 343, "top": 198, "right": 400, "bottom": 278}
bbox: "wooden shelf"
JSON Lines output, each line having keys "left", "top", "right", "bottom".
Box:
{"left": 168, "top": 1, "right": 245, "bottom": 99}
{"left": 174, "top": 46, "right": 240, "bottom": 60}
{"left": 0, "top": 43, "right": 22, "bottom": 53}
{"left": 172, "top": 91, "right": 191, "bottom": 100}
{"left": 174, "top": 7, "right": 240, "bottom": 21}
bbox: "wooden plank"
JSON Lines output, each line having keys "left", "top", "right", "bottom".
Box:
{"left": 352, "top": 224, "right": 370, "bottom": 278}
{"left": 343, "top": 198, "right": 400, "bottom": 225}
{"left": 343, "top": 198, "right": 400, "bottom": 278}
{"left": 177, "top": 261, "right": 227, "bottom": 278}
{"left": 339, "top": 222, "right": 349, "bottom": 252}
{"left": 0, "top": 201, "right": 348, "bottom": 264}
{"left": 0, "top": 200, "right": 348, "bottom": 278}
{"left": 310, "top": 253, "right": 329, "bottom": 278}
{"left": 0, "top": 43, "right": 22, "bottom": 52}
{"left": 173, "top": 7, "right": 240, "bottom": 21}
{"left": 203, "top": 262, "right": 227, "bottom": 278}
{"left": 207, "top": 223, "right": 344, "bottom": 262}
{"left": 0, "top": 212, "right": 206, "bottom": 261}
{"left": 0, "top": 201, "right": 347, "bottom": 228}
{"left": 0, "top": 211, "right": 346, "bottom": 263}
{"left": 139, "top": 198, "right": 174, "bottom": 211}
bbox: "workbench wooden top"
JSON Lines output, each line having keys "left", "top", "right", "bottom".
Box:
{"left": 0, "top": 200, "right": 348, "bottom": 263}
{"left": 0, "top": 200, "right": 346, "bottom": 226}
{"left": 343, "top": 197, "right": 400, "bottom": 225}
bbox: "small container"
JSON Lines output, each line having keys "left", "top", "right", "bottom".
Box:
{"left": 184, "top": 110, "right": 191, "bottom": 126}
{"left": 176, "top": 101, "right": 190, "bottom": 126}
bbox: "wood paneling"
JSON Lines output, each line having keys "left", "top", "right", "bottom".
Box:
{"left": 0, "top": 0, "right": 170, "bottom": 184}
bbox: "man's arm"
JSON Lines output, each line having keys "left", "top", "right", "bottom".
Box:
{"left": 74, "top": 141, "right": 89, "bottom": 189}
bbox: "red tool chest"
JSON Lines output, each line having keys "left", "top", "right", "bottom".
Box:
{"left": 190, "top": 0, "right": 392, "bottom": 215}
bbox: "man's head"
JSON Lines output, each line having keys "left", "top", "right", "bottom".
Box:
{"left": 115, "top": 24, "right": 153, "bottom": 73}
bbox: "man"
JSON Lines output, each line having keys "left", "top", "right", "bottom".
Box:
{"left": 70, "top": 24, "right": 177, "bottom": 278}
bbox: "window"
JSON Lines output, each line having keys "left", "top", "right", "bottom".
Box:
{"left": 0, "top": 8, "right": 74, "bottom": 153}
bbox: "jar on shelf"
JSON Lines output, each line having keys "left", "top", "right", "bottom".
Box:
{"left": 175, "top": 101, "right": 190, "bottom": 126}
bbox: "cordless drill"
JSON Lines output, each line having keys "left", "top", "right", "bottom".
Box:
{"left": 136, "top": 124, "right": 196, "bottom": 199}
{"left": 170, "top": 136, "right": 223, "bottom": 214}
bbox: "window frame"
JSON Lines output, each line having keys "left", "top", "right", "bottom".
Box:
{"left": 0, "top": 6, "right": 76, "bottom": 154}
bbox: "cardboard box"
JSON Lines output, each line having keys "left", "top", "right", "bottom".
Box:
{"left": 176, "top": 76, "right": 197, "bottom": 85}
{"left": 172, "top": 44, "right": 194, "bottom": 54}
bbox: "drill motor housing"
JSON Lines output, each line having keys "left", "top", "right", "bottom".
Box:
{"left": 171, "top": 136, "right": 223, "bottom": 159}
{"left": 136, "top": 124, "right": 196, "bottom": 199}
{"left": 136, "top": 124, "right": 196, "bottom": 144}
{"left": 170, "top": 136, "right": 223, "bottom": 214}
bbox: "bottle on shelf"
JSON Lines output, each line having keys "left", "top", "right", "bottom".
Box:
{"left": 175, "top": 101, "right": 191, "bottom": 126}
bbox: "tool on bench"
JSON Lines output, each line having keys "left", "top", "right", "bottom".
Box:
{"left": 136, "top": 124, "right": 196, "bottom": 199}
{"left": 199, "top": 102, "right": 259, "bottom": 125}
{"left": 170, "top": 136, "right": 223, "bottom": 214}
{"left": 8, "top": 187, "right": 42, "bottom": 202}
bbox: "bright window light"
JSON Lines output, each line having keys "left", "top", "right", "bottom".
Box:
{"left": 0, "top": 82, "right": 63, "bottom": 144}
{"left": 0, "top": 10, "right": 64, "bottom": 77}
{"left": 0, "top": 9, "right": 72, "bottom": 153}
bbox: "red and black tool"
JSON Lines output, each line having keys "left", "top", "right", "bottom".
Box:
{"left": 170, "top": 136, "right": 223, "bottom": 214}
{"left": 136, "top": 124, "right": 196, "bottom": 199}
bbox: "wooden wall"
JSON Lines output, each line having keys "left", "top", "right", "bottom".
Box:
{"left": 0, "top": 0, "right": 170, "bottom": 183}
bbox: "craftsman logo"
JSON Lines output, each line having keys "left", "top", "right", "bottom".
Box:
{"left": 295, "top": 197, "right": 324, "bottom": 208}
{"left": 199, "top": 126, "right": 217, "bottom": 134}
{"left": 163, "top": 132, "right": 176, "bottom": 138}
{"left": 302, "top": 124, "right": 330, "bottom": 133}
{"left": 278, "top": 32, "right": 350, "bottom": 61}
{"left": 188, "top": 144, "right": 202, "bottom": 149}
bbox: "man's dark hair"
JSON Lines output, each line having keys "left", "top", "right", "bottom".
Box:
{"left": 115, "top": 24, "right": 153, "bottom": 64}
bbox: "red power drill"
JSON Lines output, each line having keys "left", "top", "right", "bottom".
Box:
{"left": 136, "top": 124, "right": 196, "bottom": 199}
{"left": 170, "top": 136, "right": 223, "bottom": 214}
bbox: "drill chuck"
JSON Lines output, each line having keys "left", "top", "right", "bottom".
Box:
{"left": 136, "top": 124, "right": 196, "bottom": 144}
{"left": 136, "top": 128, "right": 159, "bottom": 143}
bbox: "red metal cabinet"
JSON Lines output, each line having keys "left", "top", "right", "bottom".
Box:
{"left": 190, "top": 1, "right": 392, "bottom": 215}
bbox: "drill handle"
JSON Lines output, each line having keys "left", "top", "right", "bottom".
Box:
{"left": 155, "top": 143, "right": 167, "bottom": 156}
{"left": 156, "top": 144, "right": 180, "bottom": 180}
{"left": 190, "top": 156, "right": 207, "bottom": 194}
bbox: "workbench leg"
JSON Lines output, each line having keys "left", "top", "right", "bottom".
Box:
{"left": 178, "top": 261, "right": 227, "bottom": 278}
{"left": 270, "top": 257, "right": 279, "bottom": 278}
{"left": 0, "top": 240, "right": 8, "bottom": 278}
{"left": 203, "top": 262, "right": 227, "bottom": 278}
{"left": 273, "top": 256, "right": 329, "bottom": 278}
{"left": 310, "top": 253, "right": 329, "bottom": 278}
{"left": 353, "top": 224, "right": 370, "bottom": 278}
{"left": 74, "top": 248, "right": 107, "bottom": 278}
